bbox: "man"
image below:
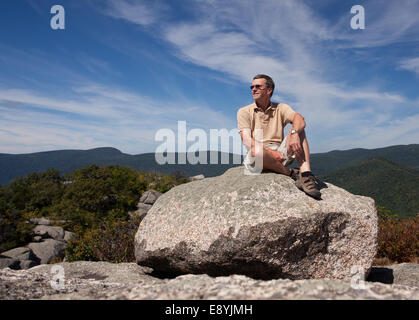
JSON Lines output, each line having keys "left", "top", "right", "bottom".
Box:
{"left": 237, "top": 74, "right": 321, "bottom": 199}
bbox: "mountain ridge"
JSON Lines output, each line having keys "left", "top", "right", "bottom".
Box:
{"left": 1, "top": 144, "right": 418, "bottom": 186}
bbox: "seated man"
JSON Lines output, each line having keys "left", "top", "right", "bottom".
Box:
{"left": 237, "top": 74, "right": 321, "bottom": 199}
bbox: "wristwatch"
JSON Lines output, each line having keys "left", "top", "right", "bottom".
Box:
{"left": 291, "top": 129, "right": 298, "bottom": 134}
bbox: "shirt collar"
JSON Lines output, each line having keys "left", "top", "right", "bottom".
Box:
{"left": 253, "top": 102, "right": 277, "bottom": 113}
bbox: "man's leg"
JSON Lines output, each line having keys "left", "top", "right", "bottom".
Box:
{"left": 286, "top": 129, "right": 311, "bottom": 173}
{"left": 260, "top": 145, "right": 291, "bottom": 175}
{"left": 286, "top": 129, "right": 321, "bottom": 199}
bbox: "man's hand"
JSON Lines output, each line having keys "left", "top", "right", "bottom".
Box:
{"left": 288, "top": 133, "right": 303, "bottom": 160}
{"left": 266, "top": 148, "right": 286, "bottom": 163}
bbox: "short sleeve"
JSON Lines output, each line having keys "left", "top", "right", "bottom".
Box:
{"left": 280, "top": 103, "right": 296, "bottom": 125}
{"left": 237, "top": 107, "right": 251, "bottom": 132}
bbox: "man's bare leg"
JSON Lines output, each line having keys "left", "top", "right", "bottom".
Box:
{"left": 262, "top": 150, "right": 290, "bottom": 175}
{"left": 286, "top": 129, "right": 311, "bottom": 173}
{"left": 287, "top": 129, "right": 321, "bottom": 198}
{"left": 252, "top": 128, "right": 312, "bottom": 176}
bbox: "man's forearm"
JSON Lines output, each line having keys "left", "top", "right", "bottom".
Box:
{"left": 290, "top": 113, "right": 306, "bottom": 133}
{"left": 240, "top": 131, "right": 266, "bottom": 157}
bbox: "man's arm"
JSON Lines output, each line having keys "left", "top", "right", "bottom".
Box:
{"left": 288, "top": 113, "right": 306, "bottom": 157}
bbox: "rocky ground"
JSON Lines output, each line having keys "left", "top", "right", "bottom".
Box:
{"left": 0, "top": 261, "right": 418, "bottom": 300}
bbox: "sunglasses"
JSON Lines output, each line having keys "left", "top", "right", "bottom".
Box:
{"left": 250, "top": 84, "right": 267, "bottom": 90}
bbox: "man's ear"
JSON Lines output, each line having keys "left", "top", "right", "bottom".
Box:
{"left": 268, "top": 87, "right": 273, "bottom": 97}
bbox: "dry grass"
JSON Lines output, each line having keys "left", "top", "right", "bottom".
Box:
{"left": 376, "top": 215, "right": 419, "bottom": 264}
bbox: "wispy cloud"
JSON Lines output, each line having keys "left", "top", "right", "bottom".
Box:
{"left": 398, "top": 57, "right": 419, "bottom": 76}
{"left": 0, "top": 84, "right": 238, "bottom": 154}
{"left": 2, "top": 0, "right": 419, "bottom": 155}
{"left": 159, "top": 0, "right": 419, "bottom": 151}
{"left": 329, "top": 0, "right": 419, "bottom": 48}
{"left": 102, "top": 0, "right": 166, "bottom": 26}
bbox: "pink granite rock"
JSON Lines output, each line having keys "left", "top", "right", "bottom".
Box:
{"left": 135, "top": 166, "right": 378, "bottom": 280}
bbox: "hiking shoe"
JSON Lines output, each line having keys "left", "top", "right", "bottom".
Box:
{"left": 288, "top": 168, "right": 300, "bottom": 181}
{"left": 295, "top": 172, "right": 321, "bottom": 199}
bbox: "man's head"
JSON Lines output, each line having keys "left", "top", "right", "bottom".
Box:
{"left": 251, "top": 74, "right": 274, "bottom": 105}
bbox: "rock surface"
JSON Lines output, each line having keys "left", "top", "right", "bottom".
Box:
{"left": 0, "top": 257, "right": 20, "bottom": 270}
{"left": 27, "top": 239, "right": 66, "bottom": 264}
{"left": 130, "top": 203, "right": 153, "bottom": 220}
{"left": 0, "top": 262, "right": 418, "bottom": 300}
{"left": 1, "top": 247, "right": 37, "bottom": 262}
{"left": 135, "top": 166, "right": 378, "bottom": 280}
{"left": 1, "top": 218, "right": 74, "bottom": 270}
{"left": 29, "top": 217, "right": 51, "bottom": 226}
{"left": 188, "top": 174, "right": 205, "bottom": 181}
{"left": 139, "top": 189, "right": 162, "bottom": 205}
{"left": 33, "top": 225, "right": 65, "bottom": 241}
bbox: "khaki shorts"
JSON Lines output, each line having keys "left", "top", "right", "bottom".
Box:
{"left": 243, "top": 136, "right": 294, "bottom": 174}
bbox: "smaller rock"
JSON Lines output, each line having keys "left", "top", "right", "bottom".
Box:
{"left": 188, "top": 174, "right": 205, "bottom": 181}
{"left": 33, "top": 225, "right": 65, "bottom": 241}
{"left": 139, "top": 190, "right": 162, "bottom": 205}
{"left": 33, "top": 236, "right": 43, "bottom": 242}
{"left": 0, "top": 256, "right": 20, "bottom": 270}
{"left": 19, "top": 260, "right": 38, "bottom": 270}
{"left": 1, "top": 247, "right": 37, "bottom": 262}
{"left": 29, "top": 217, "right": 51, "bottom": 225}
{"left": 131, "top": 203, "right": 153, "bottom": 220}
{"left": 28, "top": 239, "right": 66, "bottom": 264}
{"left": 63, "top": 231, "right": 75, "bottom": 242}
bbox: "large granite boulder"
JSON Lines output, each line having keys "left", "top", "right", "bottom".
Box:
{"left": 135, "top": 166, "right": 378, "bottom": 280}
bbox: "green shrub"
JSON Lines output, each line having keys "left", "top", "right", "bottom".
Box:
{"left": 8, "top": 169, "right": 63, "bottom": 212}
{"left": 65, "top": 216, "right": 141, "bottom": 263}
{"left": 137, "top": 169, "right": 188, "bottom": 193}
{"left": 0, "top": 209, "right": 33, "bottom": 252}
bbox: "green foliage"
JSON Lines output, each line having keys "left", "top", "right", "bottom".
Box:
{"left": 321, "top": 157, "right": 419, "bottom": 219}
{"left": 138, "top": 169, "right": 188, "bottom": 193}
{"left": 8, "top": 169, "right": 63, "bottom": 213}
{"left": 0, "top": 164, "right": 188, "bottom": 258}
{"left": 50, "top": 165, "right": 146, "bottom": 232}
{"left": 65, "top": 217, "right": 141, "bottom": 263}
{"left": 376, "top": 206, "right": 399, "bottom": 220}
{"left": 0, "top": 209, "right": 33, "bottom": 252}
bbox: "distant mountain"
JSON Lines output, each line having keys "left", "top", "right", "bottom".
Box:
{"left": 0, "top": 148, "right": 244, "bottom": 186}
{"left": 320, "top": 157, "right": 419, "bottom": 219}
{"left": 309, "top": 144, "right": 419, "bottom": 176}
{"left": 1, "top": 145, "right": 419, "bottom": 216}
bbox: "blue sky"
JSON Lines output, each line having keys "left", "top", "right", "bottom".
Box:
{"left": 0, "top": 0, "right": 418, "bottom": 155}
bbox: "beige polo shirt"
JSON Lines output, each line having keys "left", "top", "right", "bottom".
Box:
{"left": 237, "top": 102, "right": 296, "bottom": 146}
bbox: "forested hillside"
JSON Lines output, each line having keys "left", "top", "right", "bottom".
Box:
{"left": 320, "top": 157, "right": 419, "bottom": 219}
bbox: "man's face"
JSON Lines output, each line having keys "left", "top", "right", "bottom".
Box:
{"left": 251, "top": 78, "right": 272, "bottom": 102}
